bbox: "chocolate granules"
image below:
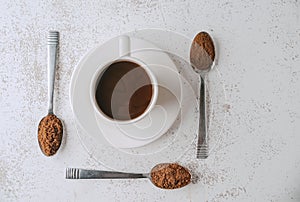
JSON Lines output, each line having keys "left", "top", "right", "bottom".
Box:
{"left": 38, "top": 114, "right": 63, "bottom": 156}
{"left": 150, "top": 163, "right": 191, "bottom": 189}
{"left": 190, "top": 31, "right": 215, "bottom": 70}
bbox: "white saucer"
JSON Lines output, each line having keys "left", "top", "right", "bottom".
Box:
{"left": 70, "top": 36, "right": 181, "bottom": 148}
{"left": 70, "top": 35, "right": 198, "bottom": 173}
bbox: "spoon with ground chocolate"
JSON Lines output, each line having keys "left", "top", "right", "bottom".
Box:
{"left": 66, "top": 163, "right": 191, "bottom": 189}
{"left": 190, "top": 31, "right": 215, "bottom": 159}
{"left": 38, "top": 31, "right": 63, "bottom": 157}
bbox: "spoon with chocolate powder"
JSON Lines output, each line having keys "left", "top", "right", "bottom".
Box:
{"left": 38, "top": 31, "right": 63, "bottom": 156}
{"left": 190, "top": 31, "right": 216, "bottom": 159}
{"left": 66, "top": 163, "right": 191, "bottom": 189}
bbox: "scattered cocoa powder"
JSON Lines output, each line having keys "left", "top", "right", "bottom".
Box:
{"left": 190, "top": 31, "right": 215, "bottom": 70}
{"left": 150, "top": 163, "right": 191, "bottom": 189}
{"left": 38, "top": 114, "right": 63, "bottom": 156}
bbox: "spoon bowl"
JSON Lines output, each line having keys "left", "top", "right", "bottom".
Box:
{"left": 150, "top": 163, "right": 191, "bottom": 189}
{"left": 38, "top": 113, "right": 63, "bottom": 156}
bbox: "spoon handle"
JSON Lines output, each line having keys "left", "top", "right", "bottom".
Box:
{"left": 197, "top": 75, "right": 208, "bottom": 159}
{"left": 66, "top": 168, "right": 148, "bottom": 179}
{"left": 47, "top": 31, "right": 59, "bottom": 114}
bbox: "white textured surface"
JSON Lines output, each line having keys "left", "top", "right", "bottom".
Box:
{"left": 0, "top": 0, "right": 300, "bottom": 201}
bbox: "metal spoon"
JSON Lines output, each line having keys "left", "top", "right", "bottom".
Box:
{"left": 37, "top": 31, "right": 63, "bottom": 156}
{"left": 66, "top": 163, "right": 191, "bottom": 189}
{"left": 190, "top": 31, "right": 216, "bottom": 159}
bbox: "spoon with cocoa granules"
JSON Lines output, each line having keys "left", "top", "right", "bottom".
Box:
{"left": 66, "top": 163, "right": 191, "bottom": 189}
{"left": 38, "top": 31, "right": 63, "bottom": 157}
{"left": 190, "top": 31, "right": 216, "bottom": 159}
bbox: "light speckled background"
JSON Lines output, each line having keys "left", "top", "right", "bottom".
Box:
{"left": 0, "top": 0, "right": 300, "bottom": 201}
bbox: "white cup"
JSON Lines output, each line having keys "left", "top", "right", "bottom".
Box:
{"left": 90, "top": 35, "right": 158, "bottom": 124}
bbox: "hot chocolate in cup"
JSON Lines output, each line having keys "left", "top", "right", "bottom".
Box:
{"left": 90, "top": 35, "right": 158, "bottom": 124}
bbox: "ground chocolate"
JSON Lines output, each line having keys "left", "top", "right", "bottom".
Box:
{"left": 38, "top": 114, "right": 63, "bottom": 156}
{"left": 150, "top": 163, "right": 191, "bottom": 189}
{"left": 190, "top": 31, "right": 215, "bottom": 70}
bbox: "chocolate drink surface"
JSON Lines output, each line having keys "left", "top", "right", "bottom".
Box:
{"left": 95, "top": 61, "right": 153, "bottom": 121}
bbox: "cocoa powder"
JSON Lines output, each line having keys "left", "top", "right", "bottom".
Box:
{"left": 38, "top": 114, "right": 63, "bottom": 156}
{"left": 150, "top": 163, "right": 191, "bottom": 189}
{"left": 190, "top": 31, "right": 215, "bottom": 70}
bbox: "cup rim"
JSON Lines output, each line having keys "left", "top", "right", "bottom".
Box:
{"left": 90, "top": 56, "right": 158, "bottom": 125}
